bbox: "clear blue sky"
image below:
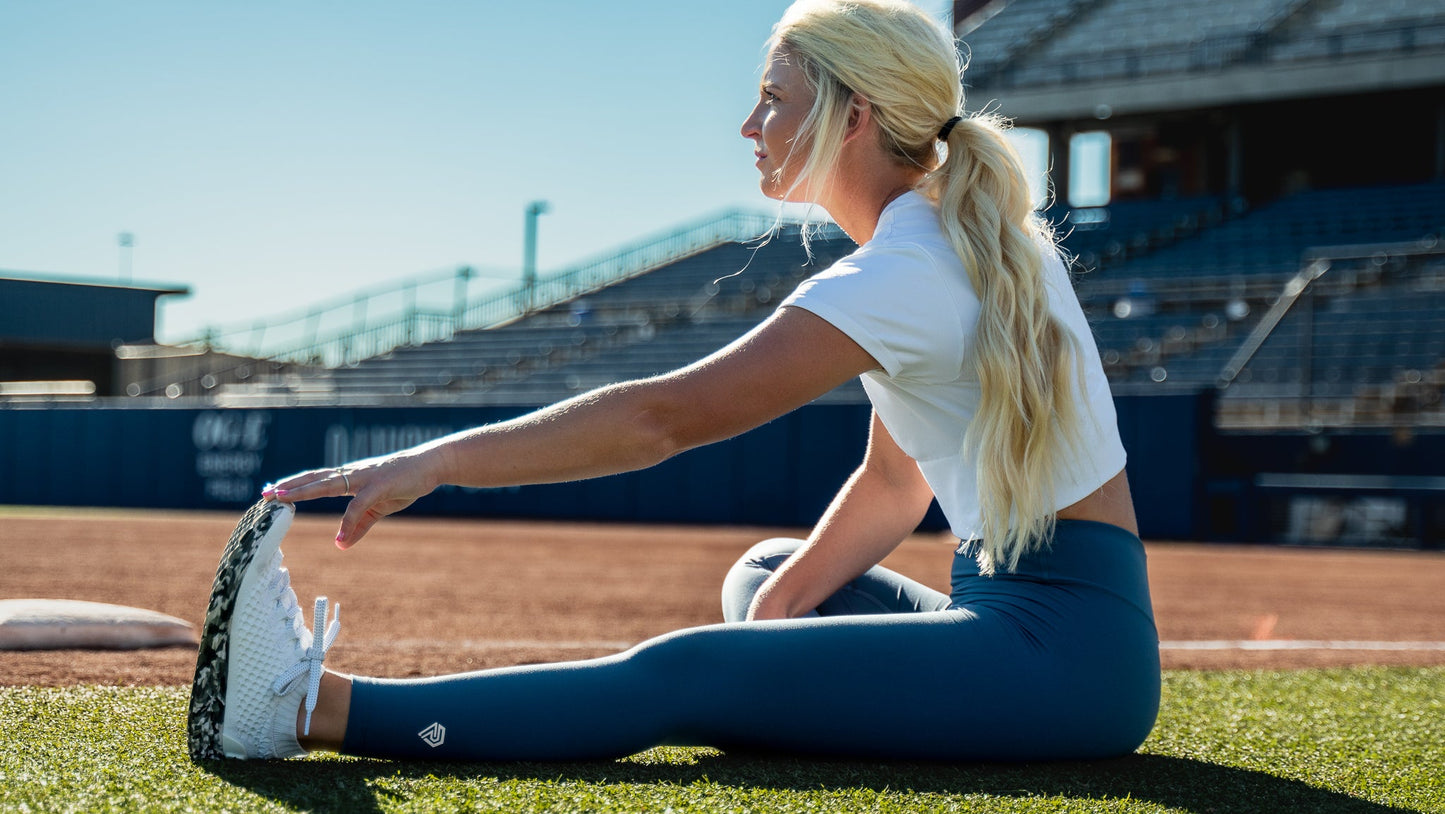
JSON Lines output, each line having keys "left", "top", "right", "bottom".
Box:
{"left": 1, "top": 0, "right": 971, "bottom": 344}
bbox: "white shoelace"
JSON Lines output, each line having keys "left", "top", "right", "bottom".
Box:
{"left": 268, "top": 569, "right": 341, "bottom": 737}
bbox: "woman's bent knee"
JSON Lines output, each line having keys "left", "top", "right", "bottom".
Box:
{"left": 719, "top": 537, "right": 805, "bottom": 623}
{"left": 739, "top": 537, "right": 806, "bottom": 566}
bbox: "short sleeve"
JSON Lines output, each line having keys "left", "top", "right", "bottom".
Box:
{"left": 780, "top": 245, "right": 976, "bottom": 382}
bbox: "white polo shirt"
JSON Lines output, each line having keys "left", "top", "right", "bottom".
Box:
{"left": 780, "top": 191, "right": 1127, "bottom": 542}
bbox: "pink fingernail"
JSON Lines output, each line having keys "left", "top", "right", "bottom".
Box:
{"left": 274, "top": 489, "right": 289, "bottom": 498}
{"left": 335, "top": 531, "right": 346, "bottom": 545}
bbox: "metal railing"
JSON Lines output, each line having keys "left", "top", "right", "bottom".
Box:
{"left": 1210, "top": 238, "right": 1445, "bottom": 427}
{"left": 173, "top": 209, "right": 800, "bottom": 368}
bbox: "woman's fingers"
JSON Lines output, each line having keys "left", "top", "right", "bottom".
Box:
{"left": 335, "top": 495, "right": 416, "bottom": 550}
{"left": 261, "top": 452, "right": 435, "bottom": 549}
{"left": 336, "top": 501, "right": 384, "bottom": 549}
{"left": 263, "top": 467, "right": 357, "bottom": 503}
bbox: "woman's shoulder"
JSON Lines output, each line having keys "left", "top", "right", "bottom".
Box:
{"left": 801, "top": 238, "right": 967, "bottom": 307}
{"left": 787, "top": 233, "right": 978, "bottom": 347}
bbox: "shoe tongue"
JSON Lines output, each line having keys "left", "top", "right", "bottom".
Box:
{"left": 290, "top": 604, "right": 311, "bottom": 650}
{"left": 270, "top": 556, "right": 309, "bottom": 648}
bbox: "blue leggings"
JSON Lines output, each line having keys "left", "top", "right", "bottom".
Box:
{"left": 341, "top": 520, "right": 1160, "bottom": 762}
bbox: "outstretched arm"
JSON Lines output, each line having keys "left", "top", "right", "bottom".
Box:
{"left": 746, "top": 410, "right": 936, "bottom": 620}
{"left": 268, "top": 306, "right": 878, "bottom": 547}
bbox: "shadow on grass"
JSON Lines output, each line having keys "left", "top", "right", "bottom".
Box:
{"left": 205, "top": 750, "right": 1421, "bottom": 814}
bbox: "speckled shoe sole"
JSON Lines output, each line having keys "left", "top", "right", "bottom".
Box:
{"left": 187, "top": 499, "right": 294, "bottom": 761}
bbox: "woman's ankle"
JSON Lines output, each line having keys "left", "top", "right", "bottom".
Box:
{"left": 298, "top": 671, "right": 353, "bottom": 753}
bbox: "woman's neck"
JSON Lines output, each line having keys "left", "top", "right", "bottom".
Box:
{"left": 822, "top": 161, "right": 923, "bottom": 245}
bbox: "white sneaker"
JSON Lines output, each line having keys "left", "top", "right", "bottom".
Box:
{"left": 188, "top": 500, "right": 340, "bottom": 760}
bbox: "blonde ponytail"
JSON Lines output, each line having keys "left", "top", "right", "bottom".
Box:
{"left": 772, "top": 0, "right": 1083, "bottom": 573}
{"left": 928, "top": 113, "right": 1081, "bottom": 574}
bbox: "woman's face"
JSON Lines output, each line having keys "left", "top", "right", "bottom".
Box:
{"left": 740, "top": 47, "right": 816, "bottom": 201}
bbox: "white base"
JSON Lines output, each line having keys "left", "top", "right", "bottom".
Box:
{"left": 0, "top": 598, "right": 197, "bottom": 650}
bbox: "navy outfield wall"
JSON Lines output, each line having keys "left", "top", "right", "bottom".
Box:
{"left": 0, "top": 394, "right": 1209, "bottom": 538}
{"left": 0, "top": 403, "right": 873, "bottom": 529}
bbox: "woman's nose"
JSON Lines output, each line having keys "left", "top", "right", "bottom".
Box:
{"left": 740, "top": 105, "right": 762, "bottom": 139}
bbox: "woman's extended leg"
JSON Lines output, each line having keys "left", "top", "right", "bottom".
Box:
{"left": 302, "top": 536, "right": 951, "bottom": 756}
{"left": 340, "top": 601, "right": 1155, "bottom": 762}
{"left": 342, "top": 536, "right": 958, "bottom": 762}
{"left": 338, "top": 528, "right": 1159, "bottom": 763}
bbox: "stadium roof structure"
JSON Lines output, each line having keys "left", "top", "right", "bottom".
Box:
{"left": 0, "top": 269, "right": 189, "bottom": 298}
{"left": 0, "top": 272, "right": 192, "bottom": 397}
{"left": 0, "top": 272, "right": 189, "bottom": 348}
{"left": 956, "top": 0, "right": 1445, "bottom": 123}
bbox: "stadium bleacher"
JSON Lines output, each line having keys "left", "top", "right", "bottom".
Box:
{"left": 1269, "top": 0, "right": 1445, "bottom": 62}
{"left": 964, "top": 0, "right": 1303, "bottom": 86}
{"left": 1082, "top": 183, "right": 1445, "bottom": 280}
{"left": 1017, "top": 0, "right": 1296, "bottom": 82}
{"left": 960, "top": 0, "right": 1096, "bottom": 77}
{"left": 967, "top": 0, "right": 1445, "bottom": 88}
{"left": 1047, "top": 194, "right": 1232, "bottom": 272}
{"left": 1074, "top": 182, "right": 1444, "bottom": 417}
{"left": 303, "top": 234, "right": 859, "bottom": 405}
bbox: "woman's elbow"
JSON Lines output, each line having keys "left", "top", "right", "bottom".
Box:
{"left": 628, "top": 382, "right": 740, "bottom": 461}
{"left": 628, "top": 403, "right": 690, "bottom": 468}
{"left": 619, "top": 378, "right": 723, "bottom": 467}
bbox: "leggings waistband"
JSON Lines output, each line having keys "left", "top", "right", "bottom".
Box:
{"left": 952, "top": 520, "right": 1153, "bottom": 620}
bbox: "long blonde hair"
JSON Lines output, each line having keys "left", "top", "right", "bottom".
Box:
{"left": 771, "top": 0, "right": 1082, "bottom": 573}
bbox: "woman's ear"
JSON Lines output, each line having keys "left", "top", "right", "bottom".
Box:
{"left": 843, "top": 94, "right": 873, "bottom": 143}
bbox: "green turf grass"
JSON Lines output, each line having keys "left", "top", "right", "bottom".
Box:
{"left": 2, "top": 668, "right": 1440, "bottom": 813}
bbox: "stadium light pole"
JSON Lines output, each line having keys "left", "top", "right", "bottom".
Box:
{"left": 117, "top": 232, "right": 134, "bottom": 285}
{"left": 522, "top": 201, "right": 550, "bottom": 312}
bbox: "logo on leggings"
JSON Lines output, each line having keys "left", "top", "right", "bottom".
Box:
{"left": 419, "top": 722, "right": 446, "bottom": 748}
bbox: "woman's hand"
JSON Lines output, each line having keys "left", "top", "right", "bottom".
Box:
{"left": 745, "top": 411, "right": 936, "bottom": 621}
{"left": 263, "top": 446, "right": 446, "bottom": 549}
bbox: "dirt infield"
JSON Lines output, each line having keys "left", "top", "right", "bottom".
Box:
{"left": 2, "top": 507, "right": 1444, "bottom": 686}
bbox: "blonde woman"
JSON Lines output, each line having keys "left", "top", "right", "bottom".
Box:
{"left": 188, "top": 0, "right": 1158, "bottom": 763}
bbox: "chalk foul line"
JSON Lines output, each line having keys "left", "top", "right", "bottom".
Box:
{"left": 1161, "top": 640, "right": 1445, "bottom": 652}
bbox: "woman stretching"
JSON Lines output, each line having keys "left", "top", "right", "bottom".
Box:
{"left": 188, "top": 0, "right": 1158, "bottom": 763}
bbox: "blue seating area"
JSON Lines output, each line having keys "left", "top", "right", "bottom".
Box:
{"left": 999, "top": 0, "right": 1297, "bottom": 85}
{"left": 1085, "top": 266, "right": 1445, "bottom": 402}
{"left": 228, "top": 180, "right": 1444, "bottom": 427}
{"left": 1090, "top": 182, "right": 1445, "bottom": 281}
{"left": 968, "top": 0, "right": 1445, "bottom": 88}
{"left": 1228, "top": 282, "right": 1445, "bottom": 398}
{"left": 1075, "top": 183, "right": 1444, "bottom": 418}
{"left": 1268, "top": 0, "right": 1445, "bottom": 63}
{"left": 1049, "top": 195, "right": 1231, "bottom": 271}
{"left": 959, "top": 0, "right": 1092, "bottom": 79}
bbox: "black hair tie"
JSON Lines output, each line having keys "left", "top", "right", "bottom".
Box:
{"left": 937, "top": 115, "right": 963, "bottom": 141}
